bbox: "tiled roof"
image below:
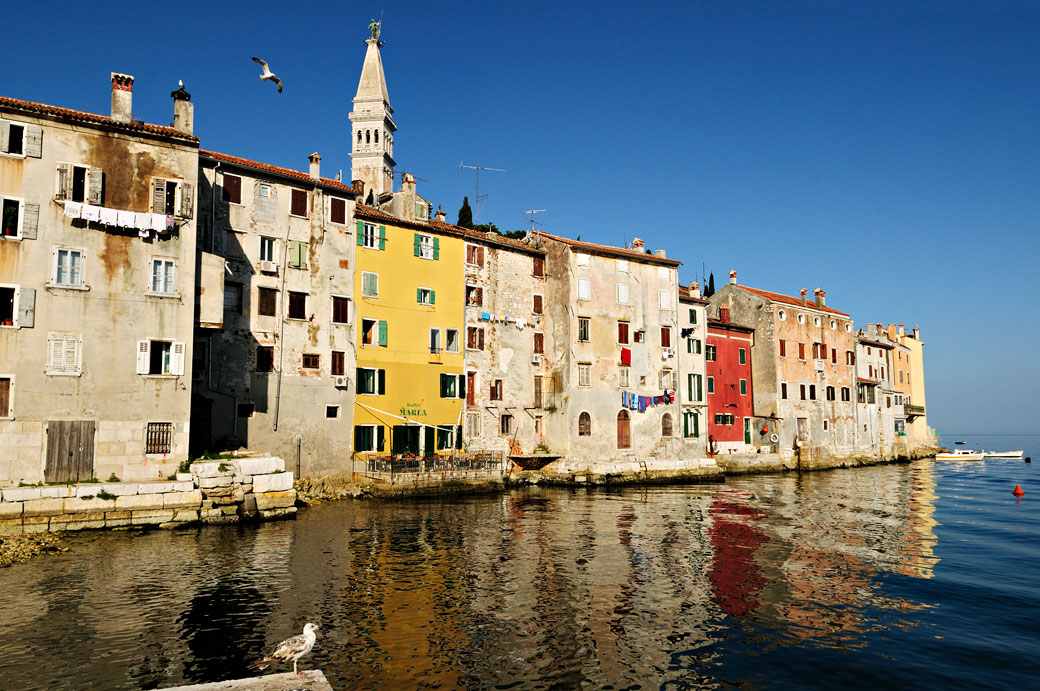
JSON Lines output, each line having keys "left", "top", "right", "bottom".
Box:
{"left": 678, "top": 286, "right": 710, "bottom": 304}
{"left": 0, "top": 96, "right": 199, "bottom": 144}
{"left": 707, "top": 318, "right": 754, "bottom": 333}
{"left": 200, "top": 149, "right": 354, "bottom": 194}
{"left": 533, "top": 231, "right": 682, "bottom": 267}
{"left": 857, "top": 377, "right": 880, "bottom": 384}
{"left": 739, "top": 286, "right": 850, "bottom": 317}
{"left": 857, "top": 337, "right": 894, "bottom": 349}
{"left": 355, "top": 206, "right": 545, "bottom": 254}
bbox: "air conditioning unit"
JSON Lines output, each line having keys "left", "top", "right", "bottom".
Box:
{"left": 662, "top": 348, "right": 675, "bottom": 359}
{"left": 260, "top": 260, "right": 278, "bottom": 274}
{"left": 814, "top": 359, "right": 825, "bottom": 372}
{"left": 334, "top": 376, "right": 349, "bottom": 388}
{"left": 531, "top": 353, "right": 542, "bottom": 364}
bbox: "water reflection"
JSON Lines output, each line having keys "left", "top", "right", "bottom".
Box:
{"left": 0, "top": 462, "right": 951, "bottom": 690}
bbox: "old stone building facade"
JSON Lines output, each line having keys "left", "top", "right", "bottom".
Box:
{"left": 678, "top": 283, "right": 708, "bottom": 455}
{"left": 192, "top": 149, "right": 357, "bottom": 477}
{"left": 536, "top": 233, "right": 685, "bottom": 464}
{"left": 0, "top": 74, "right": 199, "bottom": 483}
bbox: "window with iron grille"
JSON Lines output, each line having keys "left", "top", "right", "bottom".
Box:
{"left": 146, "top": 422, "right": 173, "bottom": 454}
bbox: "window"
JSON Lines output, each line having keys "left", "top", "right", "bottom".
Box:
{"left": 288, "top": 240, "right": 307, "bottom": 269}
{"left": 533, "top": 256, "right": 545, "bottom": 278}
{"left": 360, "top": 222, "right": 382, "bottom": 249}
{"left": 800, "top": 384, "right": 806, "bottom": 400}
{"left": 578, "top": 412, "right": 591, "bottom": 436}
{"left": 899, "top": 371, "right": 904, "bottom": 383}
{"left": 53, "top": 248, "right": 84, "bottom": 287}
{"left": 414, "top": 233, "right": 438, "bottom": 260}
{"left": 47, "top": 333, "right": 81, "bottom": 375}
{"left": 662, "top": 413, "right": 673, "bottom": 437}
{"left": 500, "top": 414, "right": 514, "bottom": 435}
{"left": 779, "top": 339, "right": 786, "bottom": 357}
{"left": 841, "top": 386, "right": 850, "bottom": 402}
{"left": 577, "top": 277, "right": 591, "bottom": 300}
{"left": 417, "top": 287, "right": 435, "bottom": 305}
{"left": 356, "top": 367, "right": 385, "bottom": 395}
{"left": 465, "top": 285, "right": 483, "bottom": 306}
{"left": 446, "top": 328, "right": 459, "bottom": 353}
{"left": 707, "top": 376, "right": 714, "bottom": 394}
{"left": 259, "top": 183, "right": 273, "bottom": 198}
{"left": 467, "top": 326, "right": 485, "bottom": 350}
{"left": 290, "top": 189, "right": 308, "bottom": 217}
{"left": 781, "top": 382, "right": 788, "bottom": 399}
{"left": 139, "top": 421, "right": 174, "bottom": 454}
{"left": 812, "top": 342, "right": 825, "bottom": 359}
{"left": 797, "top": 313, "right": 806, "bottom": 324}
{"left": 429, "top": 328, "right": 441, "bottom": 353}
{"left": 256, "top": 346, "right": 274, "bottom": 372}
{"left": 826, "top": 386, "right": 836, "bottom": 401}
{"left": 332, "top": 296, "right": 351, "bottom": 324}
{"left": 325, "top": 405, "right": 340, "bottom": 419}
{"left": 331, "top": 351, "right": 345, "bottom": 376}
{"left": 533, "top": 376, "right": 543, "bottom": 408}
{"left": 2, "top": 196, "right": 24, "bottom": 238}
{"left": 619, "top": 366, "right": 630, "bottom": 388}
{"left": 616, "top": 259, "right": 629, "bottom": 273}
{"left": 578, "top": 363, "right": 591, "bottom": 387}
{"left": 687, "top": 338, "right": 702, "bottom": 354}
{"left": 288, "top": 291, "right": 307, "bottom": 319}
{"left": 466, "top": 244, "right": 485, "bottom": 267}
{"left": 659, "top": 290, "right": 670, "bottom": 309}
{"left": 635, "top": 330, "right": 645, "bottom": 343}
{"left": 830, "top": 319, "right": 837, "bottom": 330}
{"left": 490, "top": 379, "right": 503, "bottom": 401}
{"left": 846, "top": 350, "right": 855, "bottom": 365}
{"left": 2, "top": 121, "right": 26, "bottom": 155}
{"left": 150, "top": 177, "right": 192, "bottom": 217}
{"left": 616, "top": 283, "right": 630, "bottom": 304}
{"left": 302, "top": 353, "right": 319, "bottom": 369}
{"left": 533, "top": 332, "right": 544, "bottom": 354}
{"left": 684, "top": 411, "right": 699, "bottom": 438}
{"left": 578, "top": 317, "right": 590, "bottom": 342}
{"left": 361, "top": 319, "right": 387, "bottom": 346}
{"left": 221, "top": 174, "right": 242, "bottom": 204}
{"left": 660, "top": 369, "right": 674, "bottom": 389}
{"left": 739, "top": 379, "right": 747, "bottom": 395}
{"left": 192, "top": 339, "right": 208, "bottom": 381}
{"left": 738, "top": 348, "right": 746, "bottom": 365}
{"left": 440, "top": 373, "right": 464, "bottom": 399}
{"left": 259, "top": 236, "right": 276, "bottom": 263}
{"left": 661, "top": 327, "right": 672, "bottom": 348}
{"left": 533, "top": 295, "right": 543, "bottom": 314}
{"left": 887, "top": 396, "right": 892, "bottom": 408}
{"left": 362, "top": 272, "right": 379, "bottom": 298}
{"left": 777, "top": 309, "right": 786, "bottom": 321}
{"left": 136, "top": 340, "right": 185, "bottom": 376}
{"left": 813, "top": 316, "right": 821, "bottom": 327}
{"left": 705, "top": 345, "right": 716, "bottom": 362}
{"left": 256, "top": 287, "right": 277, "bottom": 316}
{"left": 150, "top": 258, "right": 176, "bottom": 294}
{"left": 689, "top": 308, "right": 698, "bottom": 324}
{"left": 617, "top": 321, "right": 629, "bottom": 344}
{"left": 330, "top": 197, "right": 346, "bottom": 225}
{"left": 809, "top": 384, "right": 817, "bottom": 400}
{"left": 1, "top": 377, "right": 12, "bottom": 417}
{"left": 57, "top": 164, "right": 94, "bottom": 204}
{"left": 831, "top": 348, "right": 837, "bottom": 364}
{"left": 467, "top": 411, "right": 480, "bottom": 436}
{"left": 354, "top": 425, "right": 382, "bottom": 451}
{"left": 798, "top": 342, "right": 806, "bottom": 360}
{"left": 224, "top": 282, "right": 243, "bottom": 315}
{"left": 867, "top": 386, "right": 876, "bottom": 404}
{"left": 688, "top": 373, "right": 703, "bottom": 402}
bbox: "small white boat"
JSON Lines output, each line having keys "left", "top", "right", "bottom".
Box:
{"left": 935, "top": 449, "right": 984, "bottom": 461}
{"left": 983, "top": 450, "right": 1024, "bottom": 458}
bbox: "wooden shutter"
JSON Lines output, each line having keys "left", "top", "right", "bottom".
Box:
{"left": 378, "top": 369, "right": 386, "bottom": 395}
{"left": 477, "top": 246, "right": 484, "bottom": 266}
{"left": 56, "top": 164, "right": 71, "bottom": 200}
{"left": 152, "top": 179, "right": 166, "bottom": 213}
{"left": 16, "top": 287, "right": 34, "bottom": 328}
{"left": 440, "top": 373, "right": 449, "bottom": 398}
{"left": 331, "top": 198, "right": 346, "bottom": 224}
{"left": 533, "top": 295, "right": 542, "bottom": 313}
{"left": 356, "top": 220, "right": 365, "bottom": 245}
{"left": 378, "top": 320, "right": 387, "bottom": 347}
{"left": 429, "top": 290, "right": 435, "bottom": 305}
{"left": 170, "top": 342, "right": 186, "bottom": 375}
{"left": 87, "top": 167, "right": 103, "bottom": 205}
{"left": 0, "top": 378, "right": 9, "bottom": 417}
{"left": 24, "top": 125, "right": 42, "bottom": 158}
{"left": 416, "top": 288, "right": 423, "bottom": 303}
{"left": 20, "top": 202, "right": 39, "bottom": 240}
{"left": 49, "top": 336, "right": 65, "bottom": 372}
{"left": 458, "top": 373, "right": 465, "bottom": 400}
{"left": 63, "top": 336, "right": 78, "bottom": 373}
{"left": 179, "top": 183, "right": 194, "bottom": 218}
{"left": 432, "top": 236, "right": 440, "bottom": 260}
{"left": 289, "top": 240, "right": 306, "bottom": 268}
{"left": 136, "top": 341, "right": 151, "bottom": 374}
{"left": 378, "top": 225, "right": 386, "bottom": 250}
{"left": 478, "top": 328, "right": 484, "bottom": 350}
{"left": 376, "top": 425, "right": 385, "bottom": 451}
{"left": 413, "top": 233, "right": 421, "bottom": 257}
{"left": 0, "top": 121, "right": 9, "bottom": 152}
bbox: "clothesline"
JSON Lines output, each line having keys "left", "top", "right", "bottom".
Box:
{"left": 63, "top": 200, "right": 174, "bottom": 238}
{"left": 478, "top": 311, "right": 541, "bottom": 330}
{"left": 622, "top": 389, "right": 675, "bottom": 413}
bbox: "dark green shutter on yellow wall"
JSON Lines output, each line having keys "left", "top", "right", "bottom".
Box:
{"left": 378, "top": 225, "right": 386, "bottom": 250}
{"left": 413, "top": 233, "right": 421, "bottom": 257}
{"left": 432, "top": 237, "right": 439, "bottom": 260}
{"left": 356, "top": 220, "right": 364, "bottom": 245}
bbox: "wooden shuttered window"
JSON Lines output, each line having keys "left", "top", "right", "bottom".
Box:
{"left": 661, "top": 327, "right": 671, "bottom": 348}
{"left": 0, "top": 377, "right": 10, "bottom": 417}
{"left": 221, "top": 174, "right": 242, "bottom": 204}
{"left": 288, "top": 291, "right": 307, "bottom": 319}
{"left": 467, "top": 327, "right": 484, "bottom": 350}
{"left": 533, "top": 256, "right": 545, "bottom": 277}
{"left": 257, "top": 288, "right": 277, "bottom": 316}
{"left": 533, "top": 332, "right": 544, "bottom": 354}
{"left": 617, "top": 321, "right": 629, "bottom": 344}
{"left": 290, "top": 189, "right": 308, "bottom": 217}
{"left": 288, "top": 240, "right": 307, "bottom": 268}
{"left": 466, "top": 244, "right": 485, "bottom": 266}
{"left": 332, "top": 296, "right": 350, "bottom": 324}
{"left": 533, "top": 295, "right": 543, "bottom": 314}
{"left": 779, "top": 339, "right": 786, "bottom": 357}
{"left": 331, "top": 197, "right": 346, "bottom": 224}
{"left": 48, "top": 334, "right": 80, "bottom": 374}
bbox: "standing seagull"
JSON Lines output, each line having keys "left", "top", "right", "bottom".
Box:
{"left": 249, "top": 622, "right": 319, "bottom": 677}
{"left": 251, "top": 57, "right": 282, "bottom": 93}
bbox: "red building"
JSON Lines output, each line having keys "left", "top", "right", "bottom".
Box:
{"left": 707, "top": 305, "right": 755, "bottom": 451}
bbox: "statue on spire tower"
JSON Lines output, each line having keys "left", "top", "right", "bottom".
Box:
{"left": 368, "top": 19, "right": 381, "bottom": 40}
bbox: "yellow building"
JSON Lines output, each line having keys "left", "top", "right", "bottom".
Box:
{"left": 352, "top": 206, "right": 465, "bottom": 456}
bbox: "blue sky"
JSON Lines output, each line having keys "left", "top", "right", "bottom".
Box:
{"left": 4, "top": 1, "right": 1037, "bottom": 433}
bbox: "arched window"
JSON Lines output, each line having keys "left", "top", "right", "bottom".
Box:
{"left": 578, "top": 412, "right": 591, "bottom": 436}
{"left": 357, "top": 130, "right": 362, "bottom": 143}
{"left": 366, "top": 130, "right": 371, "bottom": 144}
{"left": 662, "top": 413, "right": 673, "bottom": 437}
{"left": 617, "top": 410, "right": 631, "bottom": 448}
{"left": 374, "top": 130, "right": 379, "bottom": 143}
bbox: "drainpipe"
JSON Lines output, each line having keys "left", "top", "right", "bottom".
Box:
{"left": 272, "top": 189, "right": 295, "bottom": 432}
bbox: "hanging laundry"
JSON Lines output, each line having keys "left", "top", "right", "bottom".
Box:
{"left": 99, "top": 207, "right": 119, "bottom": 226}
{"left": 133, "top": 212, "right": 151, "bottom": 230}
{"left": 516, "top": 319, "right": 525, "bottom": 331}
{"left": 81, "top": 204, "right": 101, "bottom": 223}
{"left": 150, "top": 213, "right": 166, "bottom": 232}
{"left": 620, "top": 347, "right": 631, "bottom": 365}
{"left": 481, "top": 312, "right": 490, "bottom": 321}
{"left": 139, "top": 227, "right": 150, "bottom": 238}
{"left": 63, "top": 201, "right": 83, "bottom": 219}
{"left": 165, "top": 214, "right": 175, "bottom": 230}
{"left": 116, "top": 210, "right": 134, "bottom": 227}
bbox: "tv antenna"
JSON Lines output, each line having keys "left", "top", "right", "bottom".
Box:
{"left": 521, "top": 209, "right": 546, "bottom": 232}
{"left": 460, "top": 161, "right": 504, "bottom": 223}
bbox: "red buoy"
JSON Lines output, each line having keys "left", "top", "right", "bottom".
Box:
{"left": 1013, "top": 484, "right": 1025, "bottom": 497}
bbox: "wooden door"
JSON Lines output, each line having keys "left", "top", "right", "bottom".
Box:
{"left": 617, "top": 411, "right": 631, "bottom": 449}
{"left": 466, "top": 372, "right": 476, "bottom": 406}
{"left": 46, "top": 420, "right": 96, "bottom": 482}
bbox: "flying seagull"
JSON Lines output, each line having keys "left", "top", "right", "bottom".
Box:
{"left": 251, "top": 57, "right": 282, "bottom": 93}
{"left": 249, "top": 622, "right": 319, "bottom": 677}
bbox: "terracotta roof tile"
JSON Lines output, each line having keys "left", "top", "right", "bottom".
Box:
{"left": 739, "top": 286, "right": 850, "bottom": 317}
{"left": 0, "top": 96, "right": 199, "bottom": 144}
{"left": 355, "top": 205, "right": 545, "bottom": 254}
{"left": 678, "top": 286, "right": 709, "bottom": 303}
{"left": 534, "top": 231, "right": 682, "bottom": 267}
{"left": 200, "top": 149, "right": 354, "bottom": 194}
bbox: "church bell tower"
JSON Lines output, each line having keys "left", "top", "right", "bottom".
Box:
{"left": 349, "top": 20, "right": 396, "bottom": 202}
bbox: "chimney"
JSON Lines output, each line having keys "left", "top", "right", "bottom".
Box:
{"left": 814, "top": 288, "right": 825, "bottom": 308}
{"left": 111, "top": 72, "right": 135, "bottom": 123}
{"left": 631, "top": 238, "right": 645, "bottom": 251}
{"left": 898, "top": 323, "right": 905, "bottom": 337}
{"left": 171, "top": 82, "right": 192, "bottom": 135}
{"left": 729, "top": 270, "right": 737, "bottom": 285}
{"left": 887, "top": 323, "right": 898, "bottom": 340}
{"left": 800, "top": 288, "right": 807, "bottom": 306}
{"left": 688, "top": 281, "right": 701, "bottom": 298}
{"left": 308, "top": 152, "right": 321, "bottom": 181}
{"left": 653, "top": 249, "right": 667, "bottom": 258}
{"left": 719, "top": 303, "right": 731, "bottom": 324}
{"left": 912, "top": 326, "right": 920, "bottom": 339}
{"left": 434, "top": 205, "right": 446, "bottom": 223}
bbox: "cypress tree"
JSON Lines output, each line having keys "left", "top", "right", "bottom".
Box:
{"left": 705, "top": 272, "right": 716, "bottom": 297}
{"left": 457, "top": 197, "right": 474, "bottom": 228}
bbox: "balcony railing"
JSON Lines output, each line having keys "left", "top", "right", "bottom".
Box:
{"left": 905, "top": 404, "right": 925, "bottom": 419}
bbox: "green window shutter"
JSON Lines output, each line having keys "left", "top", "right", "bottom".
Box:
{"left": 376, "top": 425, "right": 385, "bottom": 451}
{"left": 378, "top": 225, "right": 386, "bottom": 250}
{"left": 690, "top": 308, "right": 697, "bottom": 324}
{"left": 739, "top": 348, "right": 746, "bottom": 365}
{"left": 417, "top": 288, "right": 423, "bottom": 303}
{"left": 458, "top": 372, "right": 465, "bottom": 399}
{"left": 740, "top": 380, "right": 747, "bottom": 395}
{"left": 432, "top": 236, "right": 440, "bottom": 260}
{"left": 697, "top": 374, "right": 703, "bottom": 400}
{"left": 693, "top": 413, "right": 699, "bottom": 437}
{"left": 683, "top": 412, "right": 689, "bottom": 437}
{"left": 378, "top": 369, "right": 386, "bottom": 395}
{"left": 707, "top": 377, "right": 714, "bottom": 394}
{"left": 687, "top": 339, "right": 693, "bottom": 354}
{"left": 440, "top": 373, "right": 449, "bottom": 398}
{"left": 413, "top": 233, "right": 421, "bottom": 257}
{"left": 429, "top": 289, "right": 435, "bottom": 304}
{"left": 378, "top": 320, "right": 388, "bottom": 346}
{"left": 697, "top": 340, "right": 702, "bottom": 354}
{"left": 356, "top": 221, "right": 364, "bottom": 246}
